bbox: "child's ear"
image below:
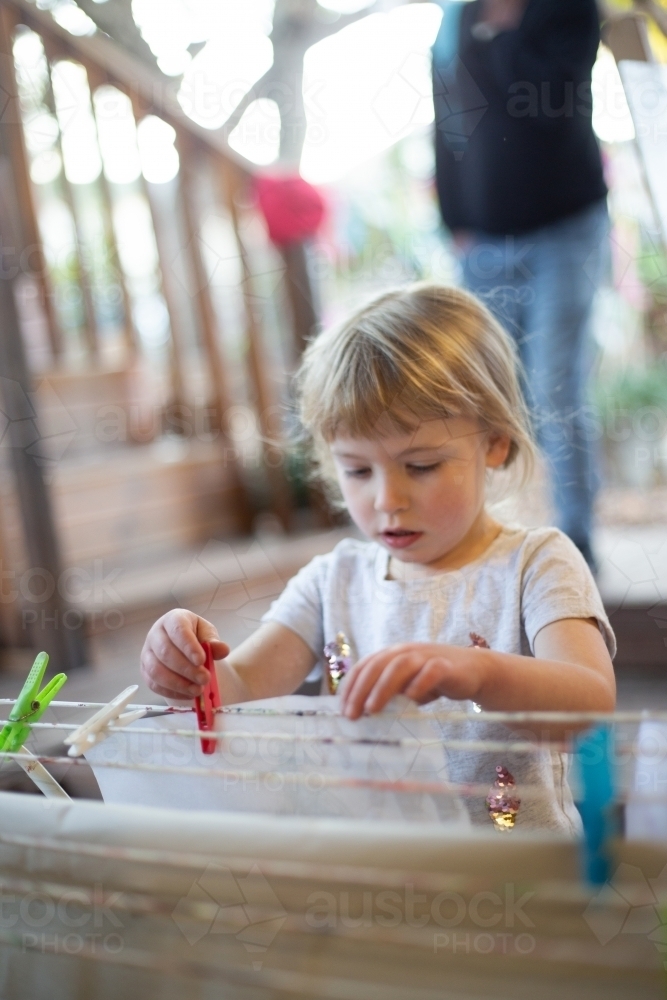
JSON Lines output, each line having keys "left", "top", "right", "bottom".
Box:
{"left": 485, "top": 431, "right": 512, "bottom": 468}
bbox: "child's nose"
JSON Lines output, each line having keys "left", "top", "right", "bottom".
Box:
{"left": 373, "top": 476, "right": 409, "bottom": 513}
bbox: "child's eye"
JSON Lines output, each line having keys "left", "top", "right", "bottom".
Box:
{"left": 344, "top": 468, "right": 371, "bottom": 478}
{"left": 407, "top": 463, "right": 441, "bottom": 474}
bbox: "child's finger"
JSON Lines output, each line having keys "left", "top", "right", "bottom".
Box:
{"left": 339, "top": 653, "right": 383, "bottom": 714}
{"left": 148, "top": 681, "right": 198, "bottom": 703}
{"left": 150, "top": 625, "right": 208, "bottom": 685}
{"left": 342, "top": 652, "right": 396, "bottom": 718}
{"left": 403, "top": 658, "right": 450, "bottom": 703}
{"left": 142, "top": 649, "right": 204, "bottom": 699}
{"left": 163, "top": 612, "right": 207, "bottom": 666}
{"left": 209, "top": 640, "right": 230, "bottom": 661}
{"left": 408, "top": 655, "right": 480, "bottom": 703}
{"left": 194, "top": 618, "right": 226, "bottom": 654}
{"left": 363, "top": 653, "right": 425, "bottom": 714}
{"left": 342, "top": 643, "right": 415, "bottom": 697}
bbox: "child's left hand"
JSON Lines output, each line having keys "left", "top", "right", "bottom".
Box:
{"left": 340, "top": 643, "right": 486, "bottom": 719}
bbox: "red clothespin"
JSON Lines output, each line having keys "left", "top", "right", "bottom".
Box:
{"left": 194, "top": 641, "right": 221, "bottom": 755}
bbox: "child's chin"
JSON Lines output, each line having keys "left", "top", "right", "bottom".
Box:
{"left": 387, "top": 550, "right": 426, "bottom": 565}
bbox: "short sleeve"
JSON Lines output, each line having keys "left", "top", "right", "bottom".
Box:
{"left": 520, "top": 530, "right": 616, "bottom": 658}
{"left": 261, "top": 554, "right": 327, "bottom": 657}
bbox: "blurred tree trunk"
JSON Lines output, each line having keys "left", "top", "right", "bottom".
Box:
{"left": 72, "top": 0, "right": 164, "bottom": 71}
{"left": 219, "top": 2, "right": 377, "bottom": 354}
{"left": 73, "top": 0, "right": 378, "bottom": 355}
{"left": 222, "top": 1, "right": 376, "bottom": 168}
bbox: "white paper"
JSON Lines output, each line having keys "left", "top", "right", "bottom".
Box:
{"left": 86, "top": 695, "right": 470, "bottom": 826}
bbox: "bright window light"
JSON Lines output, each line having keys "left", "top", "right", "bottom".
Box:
{"left": 156, "top": 49, "right": 192, "bottom": 77}
{"left": 13, "top": 29, "right": 50, "bottom": 104}
{"left": 300, "top": 4, "right": 442, "bottom": 184}
{"left": 23, "top": 110, "right": 59, "bottom": 154}
{"left": 30, "top": 150, "right": 63, "bottom": 185}
{"left": 137, "top": 115, "right": 180, "bottom": 184}
{"left": 178, "top": 31, "right": 273, "bottom": 130}
{"left": 228, "top": 98, "right": 281, "bottom": 165}
{"left": 51, "top": 0, "right": 97, "bottom": 37}
{"left": 132, "top": 0, "right": 274, "bottom": 84}
{"left": 112, "top": 193, "right": 159, "bottom": 278}
{"left": 592, "top": 45, "right": 635, "bottom": 144}
{"left": 93, "top": 86, "right": 142, "bottom": 185}
{"left": 13, "top": 31, "right": 61, "bottom": 184}
{"left": 318, "top": 0, "right": 374, "bottom": 11}
{"left": 51, "top": 60, "right": 102, "bottom": 184}
{"left": 39, "top": 198, "right": 77, "bottom": 261}
{"left": 133, "top": 293, "right": 170, "bottom": 347}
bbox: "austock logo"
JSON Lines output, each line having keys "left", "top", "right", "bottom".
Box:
{"left": 171, "top": 536, "right": 286, "bottom": 622}
{"left": 582, "top": 862, "right": 667, "bottom": 965}
{"left": 0, "top": 375, "right": 78, "bottom": 476}
{"left": 171, "top": 863, "right": 287, "bottom": 963}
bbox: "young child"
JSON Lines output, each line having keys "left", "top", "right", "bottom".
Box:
{"left": 141, "top": 283, "right": 616, "bottom": 833}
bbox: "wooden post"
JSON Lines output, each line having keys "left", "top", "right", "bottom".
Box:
{"left": 41, "top": 43, "right": 99, "bottom": 359}
{"left": 129, "top": 94, "right": 187, "bottom": 418}
{"left": 0, "top": 6, "right": 62, "bottom": 359}
{"left": 219, "top": 162, "right": 293, "bottom": 529}
{"left": 281, "top": 240, "right": 319, "bottom": 359}
{"left": 602, "top": 13, "right": 653, "bottom": 63}
{"left": 177, "top": 133, "right": 228, "bottom": 424}
{"left": 176, "top": 131, "right": 253, "bottom": 532}
{"left": 139, "top": 172, "right": 188, "bottom": 416}
{"left": 96, "top": 163, "right": 138, "bottom": 358}
{"left": 0, "top": 164, "right": 87, "bottom": 670}
{"left": 86, "top": 63, "right": 138, "bottom": 359}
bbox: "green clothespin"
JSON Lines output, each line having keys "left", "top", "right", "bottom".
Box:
{"left": 0, "top": 652, "right": 67, "bottom": 755}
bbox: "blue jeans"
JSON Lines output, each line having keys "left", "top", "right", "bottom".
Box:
{"left": 460, "top": 199, "right": 609, "bottom": 547}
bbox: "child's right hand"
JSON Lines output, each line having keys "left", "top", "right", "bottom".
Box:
{"left": 140, "top": 609, "right": 230, "bottom": 701}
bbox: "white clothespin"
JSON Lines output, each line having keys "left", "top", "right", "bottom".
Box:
{"left": 64, "top": 685, "right": 146, "bottom": 757}
{"left": 16, "top": 745, "right": 71, "bottom": 799}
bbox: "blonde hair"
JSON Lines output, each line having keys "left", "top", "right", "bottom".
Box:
{"left": 296, "top": 283, "right": 535, "bottom": 497}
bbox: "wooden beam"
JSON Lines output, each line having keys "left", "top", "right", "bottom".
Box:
{"left": 0, "top": 161, "right": 87, "bottom": 670}
{"left": 126, "top": 92, "right": 187, "bottom": 415}
{"left": 3, "top": 0, "right": 254, "bottom": 175}
{"left": 281, "top": 240, "right": 319, "bottom": 360}
{"left": 86, "top": 63, "right": 138, "bottom": 359}
{"left": 176, "top": 133, "right": 253, "bottom": 532}
{"left": 602, "top": 12, "right": 653, "bottom": 63}
{"left": 97, "top": 162, "right": 138, "bottom": 358}
{"left": 138, "top": 175, "right": 187, "bottom": 417}
{"left": 0, "top": 5, "right": 62, "bottom": 358}
{"left": 176, "top": 133, "right": 227, "bottom": 424}
{"left": 41, "top": 41, "right": 101, "bottom": 359}
{"left": 219, "top": 162, "right": 293, "bottom": 529}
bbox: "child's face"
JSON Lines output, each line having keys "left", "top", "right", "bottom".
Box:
{"left": 330, "top": 415, "right": 510, "bottom": 571}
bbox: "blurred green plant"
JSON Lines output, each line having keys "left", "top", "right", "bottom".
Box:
{"left": 637, "top": 241, "right": 667, "bottom": 304}
{"left": 595, "top": 362, "right": 667, "bottom": 419}
{"left": 283, "top": 443, "right": 312, "bottom": 509}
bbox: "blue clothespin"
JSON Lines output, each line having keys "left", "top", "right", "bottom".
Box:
{"left": 575, "top": 723, "right": 618, "bottom": 885}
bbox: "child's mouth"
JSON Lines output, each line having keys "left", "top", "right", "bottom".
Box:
{"left": 380, "top": 529, "right": 423, "bottom": 549}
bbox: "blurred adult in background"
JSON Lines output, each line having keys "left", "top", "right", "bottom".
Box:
{"left": 432, "top": 0, "right": 609, "bottom": 570}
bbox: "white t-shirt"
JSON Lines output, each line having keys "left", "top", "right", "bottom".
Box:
{"left": 262, "top": 524, "right": 616, "bottom": 834}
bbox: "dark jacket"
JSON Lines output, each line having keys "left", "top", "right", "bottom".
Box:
{"left": 433, "top": 0, "right": 607, "bottom": 235}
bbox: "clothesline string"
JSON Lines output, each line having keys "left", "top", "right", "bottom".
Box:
{"left": 0, "top": 717, "right": 648, "bottom": 756}
{"left": 0, "top": 748, "right": 662, "bottom": 805}
{"left": 0, "top": 699, "right": 663, "bottom": 724}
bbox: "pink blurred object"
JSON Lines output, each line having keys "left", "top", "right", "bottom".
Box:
{"left": 255, "top": 174, "right": 325, "bottom": 247}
